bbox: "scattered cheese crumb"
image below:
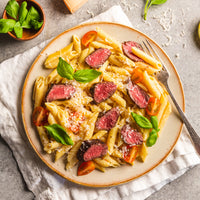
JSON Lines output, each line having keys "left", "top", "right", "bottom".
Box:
{"left": 87, "top": 10, "right": 94, "bottom": 18}
{"left": 153, "top": 8, "right": 174, "bottom": 32}
{"left": 175, "top": 53, "right": 180, "bottom": 59}
{"left": 162, "top": 34, "right": 172, "bottom": 47}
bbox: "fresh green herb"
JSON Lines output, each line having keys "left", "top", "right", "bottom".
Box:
{"left": 14, "top": 21, "right": 23, "bottom": 38}
{"left": 22, "top": 6, "right": 40, "bottom": 29}
{"left": 1, "top": 0, "right": 43, "bottom": 38}
{"left": 18, "top": 1, "right": 28, "bottom": 25}
{"left": 150, "top": 116, "right": 160, "bottom": 132}
{"left": 146, "top": 129, "right": 158, "bottom": 147}
{"left": 144, "top": 0, "right": 167, "bottom": 20}
{"left": 57, "top": 57, "right": 74, "bottom": 80}
{"left": 131, "top": 113, "right": 160, "bottom": 147}
{"left": 73, "top": 69, "right": 102, "bottom": 83}
{"left": 44, "top": 124, "right": 74, "bottom": 146}
{"left": 0, "top": 18, "right": 16, "bottom": 33}
{"left": 57, "top": 57, "right": 102, "bottom": 83}
{"left": 31, "top": 19, "right": 43, "bottom": 30}
{"left": 131, "top": 112, "right": 152, "bottom": 129}
{"left": 5, "top": 0, "right": 19, "bottom": 19}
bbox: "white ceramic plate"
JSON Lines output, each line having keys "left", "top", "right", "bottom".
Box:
{"left": 21, "top": 22, "right": 184, "bottom": 187}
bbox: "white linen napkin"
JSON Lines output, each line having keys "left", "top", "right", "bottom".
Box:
{"left": 0, "top": 5, "right": 200, "bottom": 200}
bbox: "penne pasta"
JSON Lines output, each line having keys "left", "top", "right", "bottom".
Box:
{"left": 132, "top": 47, "right": 162, "bottom": 70}
{"left": 32, "top": 27, "right": 172, "bottom": 175}
{"left": 44, "top": 43, "right": 73, "bottom": 69}
{"left": 33, "top": 76, "right": 48, "bottom": 108}
{"left": 96, "top": 27, "right": 122, "bottom": 53}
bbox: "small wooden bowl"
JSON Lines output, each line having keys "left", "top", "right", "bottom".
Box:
{"left": 3, "top": 0, "right": 45, "bottom": 41}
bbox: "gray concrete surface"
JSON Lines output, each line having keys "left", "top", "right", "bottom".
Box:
{"left": 0, "top": 0, "right": 200, "bottom": 199}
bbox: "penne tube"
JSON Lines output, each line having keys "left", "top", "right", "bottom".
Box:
{"left": 33, "top": 76, "right": 48, "bottom": 108}
{"left": 158, "top": 101, "right": 171, "bottom": 135}
{"left": 96, "top": 27, "right": 122, "bottom": 53}
{"left": 73, "top": 35, "right": 81, "bottom": 54}
{"left": 138, "top": 143, "right": 148, "bottom": 162}
{"left": 78, "top": 48, "right": 89, "bottom": 64}
{"left": 92, "top": 130, "right": 108, "bottom": 139}
{"left": 84, "top": 112, "right": 99, "bottom": 139}
{"left": 135, "top": 62, "right": 159, "bottom": 74}
{"left": 111, "top": 93, "right": 126, "bottom": 108}
{"left": 99, "top": 102, "right": 112, "bottom": 111}
{"left": 48, "top": 113, "right": 58, "bottom": 125}
{"left": 66, "top": 141, "right": 82, "bottom": 169}
{"left": 37, "top": 126, "right": 49, "bottom": 149}
{"left": 142, "top": 71, "right": 161, "bottom": 99}
{"left": 44, "top": 141, "right": 62, "bottom": 153}
{"left": 44, "top": 43, "right": 73, "bottom": 68}
{"left": 111, "top": 149, "right": 123, "bottom": 158}
{"left": 55, "top": 145, "right": 72, "bottom": 162}
{"left": 132, "top": 47, "right": 162, "bottom": 70}
{"left": 157, "top": 94, "right": 168, "bottom": 123}
{"left": 108, "top": 66, "right": 130, "bottom": 76}
{"left": 93, "top": 161, "right": 106, "bottom": 172}
{"left": 90, "top": 41, "right": 113, "bottom": 50}
{"left": 107, "top": 126, "right": 118, "bottom": 154}
{"left": 94, "top": 157, "right": 112, "bottom": 168}
{"left": 103, "top": 155, "right": 120, "bottom": 167}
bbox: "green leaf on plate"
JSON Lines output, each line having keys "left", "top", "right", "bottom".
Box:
{"left": 146, "top": 129, "right": 158, "bottom": 147}
{"left": 150, "top": 116, "right": 160, "bottom": 132}
{"left": 57, "top": 57, "right": 74, "bottom": 80}
{"left": 131, "top": 112, "right": 152, "bottom": 129}
{"left": 73, "top": 69, "right": 102, "bottom": 83}
{"left": 44, "top": 124, "right": 74, "bottom": 146}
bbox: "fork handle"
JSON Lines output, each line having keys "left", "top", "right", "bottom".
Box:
{"left": 165, "top": 84, "right": 200, "bottom": 155}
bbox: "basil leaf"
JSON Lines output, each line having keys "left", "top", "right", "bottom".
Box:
{"left": 0, "top": 19, "right": 16, "bottom": 33}
{"left": 144, "top": 0, "right": 167, "bottom": 20}
{"left": 146, "top": 129, "right": 158, "bottom": 147}
{"left": 73, "top": 69, "right": 102, "bottom": 83}
{"left": 57, "top": 57, "right": 74, "bottom": 80}
{"left": 151, "top": 0, "right": 167, "bottom": 5}
{"left": 18, "top": 1, "right": 28, "bottom": 25}
{"left": 22, "top": 6, "right": 40, "bottom": 29}
{"left": 14, "top": 21, "right": 23, "bottom": 38}
{"left": 144, "top": 0, "right": 150, "bottom": 20}
{"left": 131, "top": 112, "right": 152, "bottom": 129}
{"left": 44, "top": 124, "right": 74, "bottom": 145}
{"left": 5, "top": 0, "right": 19, "bottom": 19}
{"left": 31, "top": 19, "right": 43, "bottom": 30}
{"left": 150, "top": 116, "right": 160, "bottom": 132}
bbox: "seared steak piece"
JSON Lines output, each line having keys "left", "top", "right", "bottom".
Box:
{"left": 122, "top": 41, "right": 144, "bottom": 62}
{"left": 96, "top": 107, "right": 120, "bottom": 130}
{"left": 127, "top": 80, "right": 150, "bottom": 109}
{"left": 90, "top": 81, "right": 117, "bottom": 103}
{"left": 46, "top": 84, "right": 76, "bottom": 102}
{"left": 85, "top": 48, "right": 111, "bottom": 68}
{"left": 77, "top": 139, "right": 108, "bottom": 161}
{"left": 121, "top": 124, "right": 143, "bottom": 146}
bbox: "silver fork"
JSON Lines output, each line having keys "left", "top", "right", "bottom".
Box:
{"left": 142, "top": 39, "right": 200, "bottom": 155}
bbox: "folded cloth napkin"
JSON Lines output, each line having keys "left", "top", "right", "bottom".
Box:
{"left": 0, "top": 5, "right": 200, "bottom": 200}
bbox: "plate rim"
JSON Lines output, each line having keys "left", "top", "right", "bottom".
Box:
{"left": 21, "top": 21, "right": 185, "bottom": 187}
